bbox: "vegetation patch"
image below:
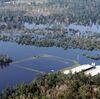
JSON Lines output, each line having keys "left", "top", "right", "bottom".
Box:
{"left": 0, "top": 54, "right": 12, "bottom": 67}
{"left": 82, "top": 53, "right": 100, "bottom": 60}
{"left": 1, "top": 72, "right": 100, "bottom": 99}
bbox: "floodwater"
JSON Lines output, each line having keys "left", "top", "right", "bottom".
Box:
{"left": 69, "top": 23, "right": 100, "bottom": 33}
{"left": 24, "top": 22, "right": 100, "bottom": 33}
{"left": 0, "top": 41, "right": 100, "bottom": 91}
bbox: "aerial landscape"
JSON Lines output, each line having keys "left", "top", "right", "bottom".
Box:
{"left": 0, "top": 0, "right": 100, "bottom": 99}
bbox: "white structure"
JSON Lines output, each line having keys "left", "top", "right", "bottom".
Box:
{"left": 85, "top": 66, "right": 100, "bottom": 76}
{"left": 64, "top": 64, "right": 95, "bottom": 75}
{"left": 71, "top": 64, "right": 94, "bottom": 74}
{"left": 91, "top": 62, "right": 96, "bottom": 67}
{"left": 64, "top": 63, "right": 100, "bottom": 76}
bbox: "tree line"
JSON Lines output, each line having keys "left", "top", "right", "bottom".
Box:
{"left": 1, "top": 72, "right": 100, "bottom": 99}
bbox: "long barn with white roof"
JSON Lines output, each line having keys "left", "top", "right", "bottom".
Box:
{"left": 64, "top": 63, "right": 100, "bottom": 76}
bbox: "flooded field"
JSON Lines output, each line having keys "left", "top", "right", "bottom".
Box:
{"left": 0, "top": 41, "right": 100, "bottom": 90}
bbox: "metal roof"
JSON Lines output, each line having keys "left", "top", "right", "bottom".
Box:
{"left": 85, "top": 66, "right": 100, "bottom": 76}
{"left": 64, "top": 64, "right": 95, "bottom": 74}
